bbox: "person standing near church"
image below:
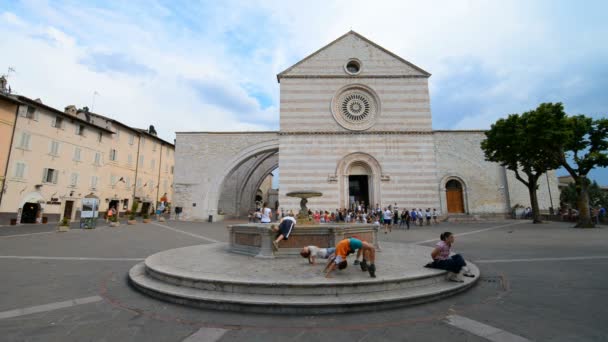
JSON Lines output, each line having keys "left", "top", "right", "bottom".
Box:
{"left": 261, "top": 202, "right": 272, "bottom": 223}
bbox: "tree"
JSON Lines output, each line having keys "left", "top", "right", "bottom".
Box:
{"left": 560, "top": 181, "right": 608, "bottom": 209}
{"left": 558, "top": 115, "right": 608, "bottom": 227}
{"left": 481, "top": 104, "right": 565, "bottom": 223}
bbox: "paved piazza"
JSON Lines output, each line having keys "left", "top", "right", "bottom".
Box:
{"left": 1, "top": 220, "right": 607, "bottom": 341}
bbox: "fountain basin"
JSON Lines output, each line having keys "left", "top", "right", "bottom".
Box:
{"left": 227, "top": 223, "right": 380, "bottom": 258}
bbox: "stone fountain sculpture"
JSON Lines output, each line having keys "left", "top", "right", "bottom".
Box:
{"left": 286, "top": 191, "right": 322, "bottom": 225}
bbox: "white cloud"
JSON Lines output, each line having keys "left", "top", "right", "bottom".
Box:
{"left": 1, "top": 0, "right": 606, "bottom": 143}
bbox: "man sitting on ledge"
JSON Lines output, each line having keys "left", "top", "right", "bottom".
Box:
{"left": 271, "top": 215, "right": 296, "bottom": 252}
{"left": 325, "top": 237, "right": 376, "bottom": 278}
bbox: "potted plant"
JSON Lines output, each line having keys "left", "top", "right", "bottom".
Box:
{"left": 109, "top": 213, "right": 120, "bottom": 227}
{"left": 58, "top": 217, "right": 70, "bottom": 232}
{"left": 128, "top": 201, "right": 138, "bottom": 225}
{"left": 142, "top": 212, "right": 151, "bottom": 223}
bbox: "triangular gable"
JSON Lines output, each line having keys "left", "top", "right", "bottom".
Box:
{"left": 277, "top": 31, "right": 431, "bottom": 82}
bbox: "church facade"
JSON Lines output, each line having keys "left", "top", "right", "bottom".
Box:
{"left": 174, "top": 31, "right": 558, "bottom": 221}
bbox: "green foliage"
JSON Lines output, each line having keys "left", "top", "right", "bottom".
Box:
{"left": 110, "top": 214, "right": 118, "bottom": 223}
{"left": 142, "top": 212, "right": 149, "bottom": 219}
{"left": 60, "top": 217, "right": 70, "bottom": 226}
{"left": 561, "top": 181, "right": 608, "bottom": 209}
{"left": 560, "top": 116, "right": 608, "bottom": 177}
{"left": 481, "top": 103, "right": 565, "bottom": 179}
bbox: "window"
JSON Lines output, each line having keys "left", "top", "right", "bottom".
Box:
{"left": 52, "top": 116, "right": 63, "bottom": 128}
{"left": 153, "top": 142, "right": 157, "bottom": 151}
{"left": 76, "top": 124, "right": 85, "bottom": 136}
{"left": 18, "top": 132, "right": 31, "bottom": 149}
{"left": 94, "top": 152, "right": 102, "bottom": 166}
{"left": 171, "top": 166, "right": 174, "bottom": 174}
{"left": 126, "top": 176, "right": 131, "bottom": 188}
{"left": 110, "top": 175, "right": 116, "bottom": 187}
{"left": 163, "top": 179, "right": 168, "bottom": 191}
{"left": 98, "top": 131, "right": 102, "bottom": 142}
{"left": 25, "top": 106, "right": 36, "bottom": 119}
{"left": 150, "top": 159, "right": 155, "bottom": 170}
{"left": 42, "top": 168, "right": 58, "bottom": 184}
{"left": 139, "top": 155, "right": 144, "bottom": 165}
{"left": 127, "top": 154, "right": 133, "bottom": 165}
{"left": 123, "top": 199, "right": 129, "bottom": 210}
{"left": 165, "top": 164, "right": 168, "bottom": 173}
{"left": 70, "top": 173, "right": 79, "bottom": 187}
{"left": 115, "top": 130, "right": 120, "bottom": 141}
{"left": 136, "top": 179, "right": 142, "bottom": 188}
{"left": 141, "top": 138, "right": 145, "bottom": 147}
{"left": 90, "top": 176, "right": 98, "bottom": 189}
{"left": 109, "top": 149, "right": 118, "bottom": 161}
{"left": 73, "top": 147, "right": 81, "bottom": 161}
{"left": 49, "top": 141, "right": 60, "bottom": 156}
{"left": 129, "top": 134, "right": 134, "bottom": 145}
{"left": 14, "top": 162, "right": 26, "bottom": 178}
{"left": 149, "top": 180, "right": 154, "bottom": 190}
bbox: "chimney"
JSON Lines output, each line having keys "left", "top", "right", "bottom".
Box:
{"left": 64, "top": 105, "right": 77, "bottom": 115}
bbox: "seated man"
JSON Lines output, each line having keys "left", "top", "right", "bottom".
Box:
{"left": 300, "top": 246, "right": 336, "bottom": 265}
{"left": 270, "top": 215, "right": 296, "bottom": 252}
{"left": 324, "top": 237, "right": 376, "bottom": 278}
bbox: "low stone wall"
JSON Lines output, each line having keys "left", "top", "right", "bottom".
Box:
{"left": 227, "top": 223, "right": 379, "bottom": 258}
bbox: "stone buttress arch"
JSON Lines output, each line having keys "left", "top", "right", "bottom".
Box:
{"left": 205, "top": 140, "right": 279, "bottom": 217}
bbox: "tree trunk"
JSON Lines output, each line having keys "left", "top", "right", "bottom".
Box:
{"left": 528, "top": 183, "right": 542, "bottom": 224}
{"left": 575, "top": 179, "right": 594, "bottom": 228}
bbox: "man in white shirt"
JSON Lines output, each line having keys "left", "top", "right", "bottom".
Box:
{"left": 300, "top": 246, "right": 336, "bottom": 265}
{"left": 383, "top": 208, "right": 393, "bottom": 233}
{"left": 271, "top": 215, "right": 296, "bottom": 252}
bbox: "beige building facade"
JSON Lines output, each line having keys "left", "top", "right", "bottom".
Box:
{"left": 173, "top": 31, "right": 558, "bottom": 221}
{"left": 0, "top": 91, "right": 174, "bottom": 225}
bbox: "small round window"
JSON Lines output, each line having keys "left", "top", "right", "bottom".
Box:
{"left": 344, "top": 59, "right": 361, "bottom": 75}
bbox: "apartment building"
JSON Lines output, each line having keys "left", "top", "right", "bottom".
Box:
{"left": 0, "top": 91, "right": 174, "bottom": 225}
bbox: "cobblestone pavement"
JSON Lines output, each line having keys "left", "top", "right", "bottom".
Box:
{"left": 0, "top": 219, "right": 607, "bottom": 341}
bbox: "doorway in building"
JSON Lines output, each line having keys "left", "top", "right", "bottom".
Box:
{"left": 446, "top": 180, "right": 465, "bottom": 213}
{"left": 21, "top": 202, "right": 40, "bottom": 223}
{"left": 63, "top": 200, "right": 74, "bottom": 220}
{"left": 140, "top": 202, "right": 151, "bottom": 216}
{"left": 349, "top": 175, "right": 369, "bottom": 209}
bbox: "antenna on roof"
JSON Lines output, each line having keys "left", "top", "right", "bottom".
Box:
{"left": 91, "top": 91, "right": 100, "bottom": 112}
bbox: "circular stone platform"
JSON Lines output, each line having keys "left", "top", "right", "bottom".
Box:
{"left": 129, "top": 242, "right": 479, "bottom": 314}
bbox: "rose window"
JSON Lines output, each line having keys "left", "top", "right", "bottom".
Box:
{"left": 331, "top": 86, "right": 380, "bottom": 131}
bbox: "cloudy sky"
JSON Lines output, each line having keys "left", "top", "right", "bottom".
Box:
{"left": 1, "top": 0, "right": 606, "bottom": 184}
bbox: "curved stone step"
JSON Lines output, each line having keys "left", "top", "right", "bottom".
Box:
{"left": 130, "top": 262, "right": 478, "bottom": 314}
{"left": 128, "top": 242, "right": 480, "bottom": 314}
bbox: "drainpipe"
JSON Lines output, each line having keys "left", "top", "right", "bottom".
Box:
{"left": 501, "top": 165, "right": 512, "bottom": 218}
{"left": 156, "top": 143, "right": 163, "bottom": 206}
{"left": 132, "top": 133, "right": 141, "bottom": 210}
{"left": 0, "top": 104, "right": 20, "bottom": 208}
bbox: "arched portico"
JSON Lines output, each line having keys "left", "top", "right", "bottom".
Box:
{"left": 212, "top": 140, "right": 279, "bottom": 217}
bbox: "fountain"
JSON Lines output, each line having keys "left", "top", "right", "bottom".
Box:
{"left": 285, "top": 191, "right": 322, "bottom": 225}
{"left": 128, "top": 190, "right": 479, "bottom": 314}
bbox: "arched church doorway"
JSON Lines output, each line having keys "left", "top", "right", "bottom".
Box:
{"left": 348, "top": 162, "right": 371, "bottom": 210}
{"left": 21, "top": 202, "right": 40, "bottom": 223}
{"left": 446, "top": 180, "right": 464, "bottom": 213}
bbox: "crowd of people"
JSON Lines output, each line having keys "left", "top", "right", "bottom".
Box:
{"left": 249, "top": 202, "right": 442, "bottom": 231}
